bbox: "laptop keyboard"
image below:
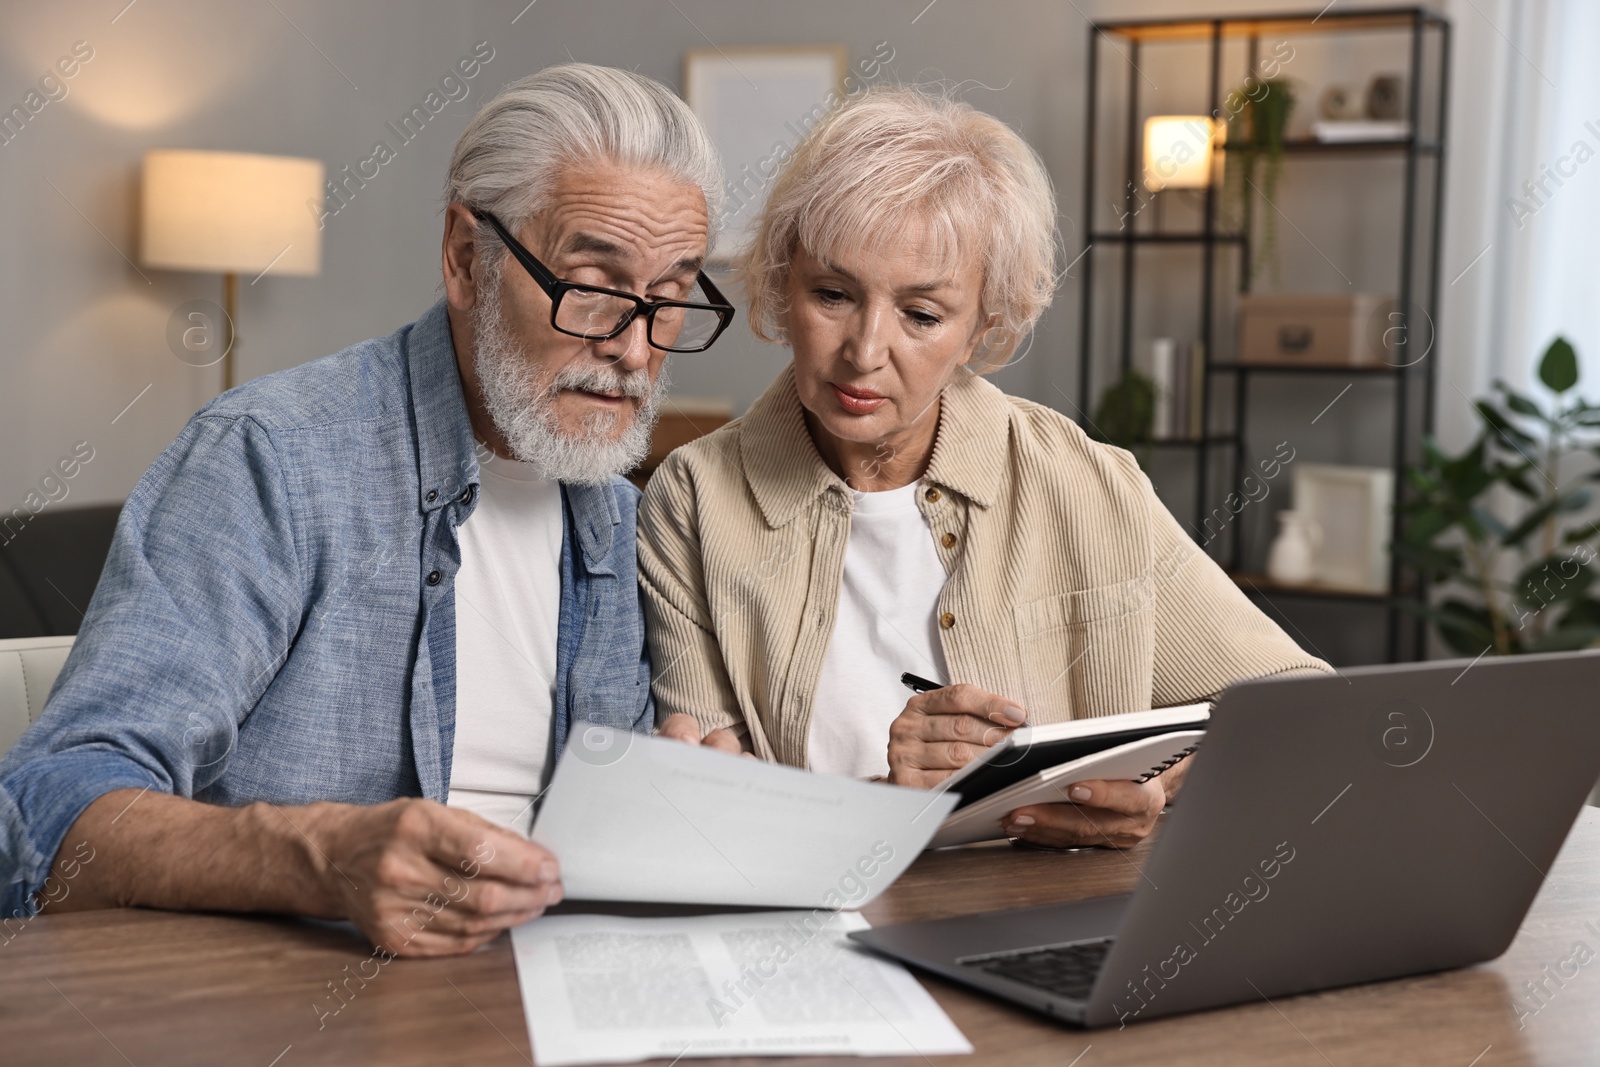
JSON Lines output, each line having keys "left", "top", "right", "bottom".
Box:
{"left": 957, "top": 937, "right": 1114, "bottom": 1001}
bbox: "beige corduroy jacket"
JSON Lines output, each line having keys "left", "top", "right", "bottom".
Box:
{"left": 637, "top": 365, "right": 1331, "bottom": 768}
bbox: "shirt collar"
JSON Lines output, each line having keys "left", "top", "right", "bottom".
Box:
{"left": 406, "top": 298, "right": 620, "bottom": 562}
{"left": 740, "top": 364, "right": 1010, "bottom": 528}
{"left": 408, "top": 298, "right": 481, "bottom": 515}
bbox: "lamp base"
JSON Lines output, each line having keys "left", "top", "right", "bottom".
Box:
{"left": 221, "top": 271, "right": 238, "bottom": 392}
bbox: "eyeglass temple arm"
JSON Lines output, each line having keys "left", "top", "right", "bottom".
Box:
{"left": 695, "top": 268, "right": 735, "bottom": 313}
{"left": 473, "top": 209, "right": 559, "bottom": 290}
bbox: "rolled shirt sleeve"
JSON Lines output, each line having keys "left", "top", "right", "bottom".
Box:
{"left": 0, "top": 412, "right": 304, "bottom": 918}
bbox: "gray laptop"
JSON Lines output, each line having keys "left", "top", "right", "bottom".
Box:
{"left": 848, "top": 650, "right": 1600, "bottom": 1027}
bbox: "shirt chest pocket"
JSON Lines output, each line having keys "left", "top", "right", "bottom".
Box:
{"left": 1012, "top": 576, "right": 1155, "bottom": 722}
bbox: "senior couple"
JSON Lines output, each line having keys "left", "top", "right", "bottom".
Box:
{"left": 0, "top": 64, "right": 1326, "bottom": 956}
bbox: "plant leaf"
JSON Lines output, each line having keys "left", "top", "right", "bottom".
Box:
{"left": 1511, "top": 553, "right": 1595, "bottom": 608}
{"left": 1501, "top": 491, "right": 1591, "bottom": 546}
{"left": 1475, "top": 402, "right": 1537, "bottom": 449}
{"left": 1539, "top": 337, "right": 1579, "bottom": 394}
{"left": 1558, "top": 598, "right": 1600, "bottom": 627}
{"left": 1432, "top": 598, "right": 1500, "bottom": 657}
{"left": 1503, "top": 392, "right": 1548, "bottom": 420}
{"left": 1499, "top": 465, "right": 1539, "bottom": 498}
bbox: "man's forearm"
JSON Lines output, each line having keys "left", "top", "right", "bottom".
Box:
{"left": 40, "top": 788, "right": 343, "bottom": 918}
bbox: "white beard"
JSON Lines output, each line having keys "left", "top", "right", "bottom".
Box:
{"left": 470, "top": 269, "right": 667, "bottom": 485}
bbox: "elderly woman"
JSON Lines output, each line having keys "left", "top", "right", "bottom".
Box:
{"left": 643, "top": 87, "right": 1330, "bottom": 849}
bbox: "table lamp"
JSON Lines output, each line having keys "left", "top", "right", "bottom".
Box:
{"left": 140, "top": 149, "right": 324, "bottom": 391}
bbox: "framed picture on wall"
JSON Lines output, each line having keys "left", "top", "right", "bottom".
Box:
{"left": 684, "top": 46, "right": 848, "bottom": 263}
{"left": 1293, "top": 463, "right": 1394, "bottom": 594}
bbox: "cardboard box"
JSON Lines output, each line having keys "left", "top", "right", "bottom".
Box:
{"left": 1237, "top": 293, "right": 1395, "bottom": 367}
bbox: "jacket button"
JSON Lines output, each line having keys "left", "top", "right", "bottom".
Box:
{"left": 940, "top": 612, "right": 956, "bottom": 629}
{"left": 426, "top": 570, "right": 443, "bottom": 586}
{"left": 924, "top": 487, "right": 941, "bottom": 503}
{"left": 425, "top": 489, "right": 438, "bottom": 503}
{"left": 941, "top": 532, "right": 957, "bottom": 549}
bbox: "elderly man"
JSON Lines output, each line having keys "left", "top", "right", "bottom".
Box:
{"left": 0, "top": 63, "right": 732, "bottom": 956}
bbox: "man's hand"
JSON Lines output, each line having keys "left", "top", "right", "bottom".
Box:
{"left": 306, "top": 798, "right": 562, "bottom": 956}
{"left": 37, "top": 789, "right": 562, "bottom": 957}
{"left": 1001, "top": 753, "right": 1194, "bottom": 849}
{"left": 657, "top": 712, "right": 745, "bottom": 756}
{"left": 886, "top": 684, "right": 1026, "bottom": 788}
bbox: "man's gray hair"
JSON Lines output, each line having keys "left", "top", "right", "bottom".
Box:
{"left": 446, "top": 63, "right": 724, "bottom": 256}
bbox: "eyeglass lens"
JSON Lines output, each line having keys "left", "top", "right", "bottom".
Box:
{"left": 555, "top": 278, "right": 723, "bottom": 351}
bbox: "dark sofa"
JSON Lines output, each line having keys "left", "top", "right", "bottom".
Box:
{"left": 0, "top": 504, "right": 122, "bottom": 638}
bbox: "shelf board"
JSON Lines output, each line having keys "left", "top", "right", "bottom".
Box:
{"left": 1222, "top": 138, "right": 1441, "bottom": 154}
{"left": 1229, "top": 571, "right": 1392, "bottom": 603}
{"left": 1209, "top": 361, "right": 1403, "bottom": 375}
{"left": 1096, "top": 7, "right": 1444, "bottom": 43}
{"left": 1087, "top": 232, "right": 1246, "bottom": 244}
{"left": 1148, "top": 436, "right": 1239, "bottom": 448}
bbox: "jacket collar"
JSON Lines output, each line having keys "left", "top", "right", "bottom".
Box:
{"left": 740, "top": 364, "right": 1011, "bottom": 528}
{"left": 563, "top": 481, "right": 621, "bottom": 570}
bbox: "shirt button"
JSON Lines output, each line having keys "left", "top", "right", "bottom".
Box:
{"left": 459, "top": 485, "right": 475, "bottom": 504}
{"left": 425, "top": 489, "right": 438, "bottom": 503}
{"left": 426, "top": 570, "right": 443, "bottom": 586}
{"left": 924, "top": 487, "right": 941, "bottom": 503}
{"left": 940, "top": 612, "right": 956, "bottom": 629}
{"left": 941, "top": 532, "right": 958, "bottom": 549}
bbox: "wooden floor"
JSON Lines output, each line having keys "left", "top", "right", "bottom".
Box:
{"left": 5, "top": 809, "right": 1600, "bottom": 1066}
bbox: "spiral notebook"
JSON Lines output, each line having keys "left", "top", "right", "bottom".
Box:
{"left": 927, "top": 704, "right": 1210, "bottom": 849}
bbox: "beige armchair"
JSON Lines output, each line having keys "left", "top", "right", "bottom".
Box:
{"left": 0, "top": 636, "right": 74, "bottom": 757}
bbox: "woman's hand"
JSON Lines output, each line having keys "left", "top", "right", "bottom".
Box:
{"left": 657, "top": 712, "right": 746, "bottom": 756}
{"left": 886, "top": 684, "right": 1027, "bottom": 788}
{"left": 1001, "top": 753, "right": 1194, "bottom": 849}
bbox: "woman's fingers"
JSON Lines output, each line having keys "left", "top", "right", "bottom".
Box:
{"left": 1001, "top": 780, "right": 1167, "bottom": 849}
{"left": 885, "top": 686, "right": 1026, "bottom": 787}
{"left": 1056, "top": 778, "right": 1166, "bottom": 818}
{"left": 914, "top": 684, "right": 1028, "bottom": 726}
{"left": 701, "top": 727, "right": 744, "bottom": 755}
{"left": 656, "top": 712, "right": 705, "bottom": 745}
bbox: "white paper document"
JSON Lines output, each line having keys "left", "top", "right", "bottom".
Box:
{"left": 530, "top": 728, "right": 959, "bottom": 907}
{"left": 511, "top": 910, "right": 972, "bottom": 1066}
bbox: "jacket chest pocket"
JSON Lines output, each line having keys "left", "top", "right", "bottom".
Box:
{"left": 1012, "top": 576, "right": 1155, "bottom": 722}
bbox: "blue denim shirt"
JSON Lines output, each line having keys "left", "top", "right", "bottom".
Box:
{"left": 0, "top": 298, "right": 653, "bottom": 917}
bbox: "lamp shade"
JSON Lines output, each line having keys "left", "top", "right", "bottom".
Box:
{"left": 1142, "top": 116, "right": 1216, "bottom": 192}
{"left": 140, "top": 149, "right": 324, "bottom": 275}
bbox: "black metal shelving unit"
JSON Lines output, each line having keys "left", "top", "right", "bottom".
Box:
{"left": 1075, "top": 6, "right": 1451, "bottom": 663}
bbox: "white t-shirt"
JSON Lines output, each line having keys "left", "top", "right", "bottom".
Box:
{"left": 446, "top": 455, "right": 564, "bottom": 836}
{"left": 808, "top": 479, "right": 951, "bottom": 779}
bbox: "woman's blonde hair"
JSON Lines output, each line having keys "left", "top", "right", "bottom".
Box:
{"left": 741, "top": 85, "right": 1058, "bottom": 368}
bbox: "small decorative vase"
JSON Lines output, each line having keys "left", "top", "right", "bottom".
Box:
{"left": 1266, "top": 510, "right": 1320, "bottom": 585}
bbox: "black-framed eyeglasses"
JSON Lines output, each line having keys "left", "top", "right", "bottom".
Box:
{"left": 473, "top": 209, "right": 735, "bottom": 354}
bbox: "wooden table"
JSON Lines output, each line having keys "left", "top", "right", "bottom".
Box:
{"left": 7, "top": 809, "right": 1600, "bottom": 1066}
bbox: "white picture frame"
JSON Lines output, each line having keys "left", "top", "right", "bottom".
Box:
{"left": 1292, "top": 463, "right": 1394, "bottom": 594}
{"left": 684, "top": 46, "right": 848, "bottom": 263}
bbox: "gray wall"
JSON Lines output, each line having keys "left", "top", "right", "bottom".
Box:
{"left": 0, "top": 0, "right": 1089, "bottom": 511}
{"left": 1, "top": 0, "right": 1516, "bottom": 664}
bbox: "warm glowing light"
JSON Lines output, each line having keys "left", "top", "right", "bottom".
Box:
{"left": 140, "top": 150, "right": 324, "bottom": 275}
{"left": 1143, "top": 116, "right": 1217, "bottom": 192}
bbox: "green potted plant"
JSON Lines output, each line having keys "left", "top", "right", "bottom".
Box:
{"left": 1225, "top": 78, "right": 1296, "bottom": 288}
{"left": 1088, "top": 370, "right": 1156, "bottom": 468}
{"left": 1396, "top": 338, "right": 1600, "bottom": 655}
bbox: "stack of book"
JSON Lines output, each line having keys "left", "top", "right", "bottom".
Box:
{"left": 1149, "top": 338, "right": 1207, "bottom": 440}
